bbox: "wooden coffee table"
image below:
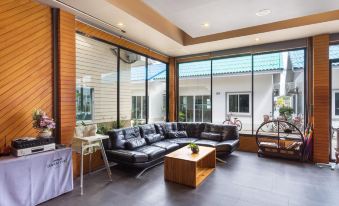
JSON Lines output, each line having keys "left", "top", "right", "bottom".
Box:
{"left": 164, "top": 146, "right": 216, "bottom": 188}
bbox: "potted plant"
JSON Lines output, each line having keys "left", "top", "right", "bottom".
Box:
{"left": 32, "top": 109, "right": 56, "bottom": 138}
{"left": 188, "top": 143, "right": 199, "bottom": 154}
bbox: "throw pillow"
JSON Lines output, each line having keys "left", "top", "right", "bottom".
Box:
{"left": 145, "top": 134, "right": 163, "bottom": 144}
{"left": 125, "top": 137, "right": 146, "bottom": 150}
{"left": 83, "top": 124, "right": 97, "bottom": 137}
{"left": 167, "top": 131, "right": 188, "bottom": 139}
{"left": 74, "top": 126, "right": 85, "bottom": 138}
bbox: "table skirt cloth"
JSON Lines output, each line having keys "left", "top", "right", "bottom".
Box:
{"left": 0, "top": 148, "right": 73, "bottom": 206}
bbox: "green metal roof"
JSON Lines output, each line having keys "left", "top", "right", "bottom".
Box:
{"left": 131, "top": 50, "right": 305, "bottom": 81}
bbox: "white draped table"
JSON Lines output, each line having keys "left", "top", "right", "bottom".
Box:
{"left": 0, "top": 148, "right": 73, "bottom": 206}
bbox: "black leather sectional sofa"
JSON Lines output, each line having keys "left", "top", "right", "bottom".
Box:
{"left": 103, "top": 122, "right": 239, "bottom": 170}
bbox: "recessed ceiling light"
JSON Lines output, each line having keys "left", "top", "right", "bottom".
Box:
{"left": 256, "top": 9, "right": 271, "bottom": 17}
{"left": 117, "top": 22, "right": 125, "bottom": 27}
{"left": 255, "top": 37, "right": 260, "bottom": 41}
{"left": 201, "top": 23, "right": 210, "bottom": 28}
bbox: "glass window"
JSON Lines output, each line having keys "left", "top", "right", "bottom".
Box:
{"left": 148, "top": 59, "right": 167, "bottom": 123}
{"left": 120, "top": 49, "right": 146, "bottom": 127}
{"left": 253, "top": 50, "right": 305, "bottom": 134}
{"left": 227, "top": 93, "right": 250, "bottom": 114}
{"left": 178, "top": 60, "right": 211, "bottom": 122}
{"left": 212, "top": 55, "right": 252, "bottom": 135}
{"left": 179, "top": 95, "right": 211, "bottom": 122}
{"left": 76, "top": 87, "right": 93, "bottom": 121}
{"left": 76, "top": 34, "right": 118, "bottom": 130}
{"left": 330, "top": 44, "right": 339, "bottom": 159}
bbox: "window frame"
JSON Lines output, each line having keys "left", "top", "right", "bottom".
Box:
{"left": 226, "top": 92, "right": 251, "bottom": 116}
{"left": 76, "top": 86, "right": 94, "bottom": 123}
{"left": 332, "top": 90, "right": 339, "bottom": 119}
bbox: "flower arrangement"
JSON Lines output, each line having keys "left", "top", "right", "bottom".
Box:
{"left": 32, "top": 109, "right": 56, "bottom": 131}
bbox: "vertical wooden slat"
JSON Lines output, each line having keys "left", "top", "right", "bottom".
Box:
{"left": 312, "top": 34, "right": 330, "bottom": 163}
{"left": 58, "top": 10, "right": 76, "bottom": 145}
{"left": 0, "top": 0, "right": 52, "bottom": 144}
{"left": 168, "top": 57, "right": 177, "bottom": 121}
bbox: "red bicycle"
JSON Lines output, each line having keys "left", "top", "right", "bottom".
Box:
{"left": 223, "top": 114, "right": 242, "bottom": 131}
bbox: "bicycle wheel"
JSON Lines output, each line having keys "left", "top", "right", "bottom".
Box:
{"left": 235, "top": 120, "right": 242, "bottom": 131}
{"left": 223, "top": 120, "right": 232, "bottom": 125}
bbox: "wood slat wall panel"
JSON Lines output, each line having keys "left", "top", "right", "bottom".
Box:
{"left": 58, "top": 10, "right": 76, "bottom": 146}
{"left": 75, "top": 21, "right": 169, "bottom": 63}
{"left": 169, "top": 57, "right": 177, "bottom": 121}
{"left": 312, "top": 34, "right": 330, "bottom": 163}
{"left": 0, "top": 0, "right": 53, "bottom": 145}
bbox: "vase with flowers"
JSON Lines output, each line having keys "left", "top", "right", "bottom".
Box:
{"left": 32, "top": 109, "right": 56, "bottom": 138}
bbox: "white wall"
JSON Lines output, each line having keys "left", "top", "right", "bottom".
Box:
{"left": 178, "top": 74, "right": 274, "bottom": 133}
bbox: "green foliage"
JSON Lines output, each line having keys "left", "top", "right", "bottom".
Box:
{"left": 179, "top": 112, "right": 186, "bottom": 122}
{"left": 279, "top": 106, "right": 293, "bottom": 118}
{"left": 188, "top": 142, "right": 198, "bottom": 149}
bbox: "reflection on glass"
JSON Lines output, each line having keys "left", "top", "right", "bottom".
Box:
{"left": 330, "top": 44, "right": 339, "bottom": 159}
{"left": 120, "top": 49, "right": 146, "bottom": 127}
{"left": 76, "top": 34, "right": 118, "bottom": 130}
{"left": 253, "top": 50, "right": 305, "bottom": 135}
{"left": 212, "top": 55, "right": 252, "bottom": 134}
{"left": 178, "top": 60, "right": 211, "bottom": 122}
{"left": 148, "top": 59, "right": 167, "bottom": 123}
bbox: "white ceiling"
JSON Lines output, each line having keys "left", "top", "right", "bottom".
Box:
{"left": 143, "top": 0, "right": 339, "bottom": 38}
{"left": 38, "top": 0, "right": 339, "bottom": 57}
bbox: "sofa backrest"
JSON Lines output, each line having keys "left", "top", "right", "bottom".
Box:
{"left": 177, "top": 122, "right": 206, "bottom": 138}
{"left": 105, "top": 126, "right": 145, "bottom": 150}
{"left": 104, "top": 122, "right": 239, "bottom": 150}
{"left": 203, "top": 123, "right": 239, "bottom": 141}
{"left": 139, "top": 124, "right": 157, "bottom": 138}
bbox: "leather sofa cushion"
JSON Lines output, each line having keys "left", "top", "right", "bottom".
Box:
{"left": 167, "top": 131, "right": 188, "bottom": 139}
{"left": 163, "top": 122, "right": 177, "bottom": 132}
{"left": 204, "top": 123, "right": 238, "bottom": 141}
{"left": 216, "top": 140, "right": 240, "bottom": 152}
{"left": 151, "top": 141, "right": 179, "bottom": 151}
{"left": 185, "top": 123, "right": 205, "bottom": 138}
{"left": 154, "top": 123, "right": 166, "bottom": 136}
{"left": 195, "top": 139, "right": 219, "bottom": 147}
{"left": 135, "top": 146, "right": 166, "bottom": 160}
{"left": 200, "top": 132, "right": 222, "bottom": 142}
{"left": 144, "top": 133, "right": 164, "bottom": 144}
{"left": 165, "top": 137, "right": 198, "bottom": 146}
{"left": 106, "top": 129, "right": 126, "bottom": 150}
{"left": 139, "top": 124, "right": 157, "bottom": 138}
{"left": 125, "top": 137, "right": 146, "bottom": 150}
{"left": 106, "top": 149, "right": 148, "bottom": 163}
{"left": 124, "top": 127, "right": 142, "bottom": 139}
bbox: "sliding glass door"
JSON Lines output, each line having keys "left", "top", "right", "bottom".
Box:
{"left": 178, "top": 49, "right": 306, "bottom": 136}
{"left": 330, "top": 44, "right": 339, "bottom": 160}
{"left": 75, "top": 33, "right": 168, "bottom": 130}
{"left": 76, "top": 34, "right": 118, "bottom": 131}
{"left": 178, "top": 60, "right": 211, "bottom": 122}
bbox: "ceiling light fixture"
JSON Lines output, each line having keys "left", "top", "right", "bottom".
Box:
{"left": 256, "top": 9, "right": 271, "bottom": 17}
{"left": 255, "top": 37, "right": 260, "bottom": 41}
{"left": 201, "top": 23, "right": 210, "bottom": 28}
{"left": 117, "top": 22, "right": 125, "bottom": 27}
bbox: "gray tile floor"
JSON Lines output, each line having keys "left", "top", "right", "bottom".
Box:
{"left": 42, "top": 151, "right": 339, "bottom": 206}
